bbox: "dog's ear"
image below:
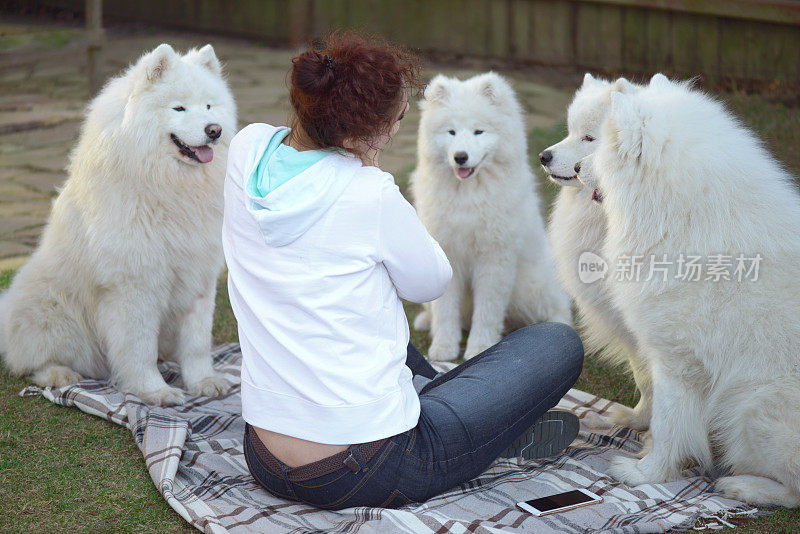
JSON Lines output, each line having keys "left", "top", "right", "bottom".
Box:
{"left": 475, "top": 72, "right": 513, "bottom": 106}
{"left": 582, "top": 73, "right": 601, "bottom": 88}
{"left": 607, "top": 91, "right": 643, "bottom": 161}
{"left": 649, "top": 73, "right": 671, "bottom": 89}
{"left": 140, "top": 44, "right": 178, "bottom": 84}
{"left": 608, "top": 91, "right": 664, "bottom": 167}
{"left": 611, "top": 77, "right": 635, "bottom": 94}
{"left": 184, "top": 44, "right": 222, "bottom": 76}
{"left": 423, "top": 75, "right": 451, "bottom": 104}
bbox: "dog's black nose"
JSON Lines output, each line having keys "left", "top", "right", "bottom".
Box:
{"left": 454, "top": 152, "right": 468, "bottom": 165}
{"left": 205, "top": 123, "right": 222, "bottom": 140}
{"left": 574, "top": 162, "right": 581, "bottom": 174}
{"left": 539, "top": 150, "right": 552, "bottom": 165}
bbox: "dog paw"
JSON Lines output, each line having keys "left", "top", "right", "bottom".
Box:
{"left": 464, "top": 337, "right": 494, "bottom": 360}
{"left": 137, "top": 386, "right": 186, "bottom": 406}
{"left": 714, "top": 476, "right": 751, "bottom": 501}
{"left": 610, "top": 405, "right": 650, "bottom": 431}
{"left": 637, "top": 433, "right": 654, "bottom": 458}
{"left": 713, "top": 475, "right": 800, "bottom": 506}
{"left": 187, "top": 374, "right": 230, "bottom": 398}
{"left": 428, "top": 339, "right": 459, "bottom": 361}
{"left": 608, "top": 456, "right": 663, "bottom": 486}
{"left": 32, "top": 365, "right": 83, "bottom": 389}
{"left": 412, "top": 310, "right": 431, "bottom": 331}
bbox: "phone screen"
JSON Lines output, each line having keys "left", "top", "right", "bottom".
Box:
{"left": 522, "top": 489, "right": 598, "bottom": 513}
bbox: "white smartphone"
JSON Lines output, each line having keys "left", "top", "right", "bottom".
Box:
{"left": 516, "top": 489, "right": 603, "bottom": 516}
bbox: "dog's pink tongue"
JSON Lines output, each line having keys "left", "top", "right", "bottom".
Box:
{"left": 193, "top": 145, "right": 213, "bottom": 163}
{"left": 456, "top": 167, "right": 471, "bottom": 178}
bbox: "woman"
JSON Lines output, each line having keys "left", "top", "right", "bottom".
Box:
{"left": 222, "top": 32, "right": 584, "bottom": 509}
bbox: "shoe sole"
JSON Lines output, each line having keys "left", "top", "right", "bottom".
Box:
{"left": 501, "top": 410, "right": 580, "bottom": 460}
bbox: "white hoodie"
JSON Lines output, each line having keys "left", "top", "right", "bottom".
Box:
{"left": 222, "top": 124, "right": 452, "bottom": 444}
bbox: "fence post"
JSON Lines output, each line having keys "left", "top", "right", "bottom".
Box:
{"left": 86, "top": 0, "right": 105, "bottom": 97}
{"left": 289, "top": 0, "right": 314, "bottom": 48}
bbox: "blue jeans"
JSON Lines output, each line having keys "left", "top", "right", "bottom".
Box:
{"left": 243, "top": 322, "right": 583, "bottom": 509}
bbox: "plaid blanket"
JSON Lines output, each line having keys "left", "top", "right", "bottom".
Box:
{"left": 20, "top": 344, "right": 759, "bottom": 533}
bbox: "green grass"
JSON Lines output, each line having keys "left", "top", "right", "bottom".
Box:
{"left": 2, "top": 90, "right": 800, "bottom": 532}
{"left": 725, "top": 93, "right": 800, "bottom": 174}
{"left": 0, "top": 29, "right": 84, "bottom": 51}
{"left": 0, "top": 270, "right": 194, "bottom": 533}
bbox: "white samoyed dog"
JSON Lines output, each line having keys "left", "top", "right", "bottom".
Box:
{"left": 543, "top": 73, "right": 652, "bottom": 431}
{"left": 0, "top": 44, "right": 237, "bottom": 406}
{"left": 579, "top": 74, "right": 800, "bottom": 507}
{"left": 411, "top": 72, "right": 571, "bottom": 362}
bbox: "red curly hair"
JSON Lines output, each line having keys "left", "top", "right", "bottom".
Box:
{"left": 289, "top": 31, "right": 421, "bottom": 156}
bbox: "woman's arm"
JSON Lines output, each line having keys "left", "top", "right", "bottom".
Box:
{"left": 379, "top": 182, "right": 452, "bottom": 303}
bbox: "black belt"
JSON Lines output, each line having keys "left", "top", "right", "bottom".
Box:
{"left": 247, "top": 424, "right": 388, "bottom": 482}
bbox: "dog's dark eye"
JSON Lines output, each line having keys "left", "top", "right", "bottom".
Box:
{"left": 206, "top": 104, "right": 211, "bottom": 110}
{"left": 474, "top": 130, "right": 484, "bottom": 135}
{"left": 448, "top": 130, "right": 456, "bottom": 135}
{"left": 173, "top": 106, "right": 186, "bottom": 112}
{"left": 582, "top": 135, "right": 595, "bottom": 142}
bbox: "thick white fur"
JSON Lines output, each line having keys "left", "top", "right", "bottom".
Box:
{"left": 0, "top": 44, "right": 237, "bottom": 405}
{"left": 581, "top": 74, "right": 800, "bottom": 507}
{"left": 544, "top": 74, "right": 651, "bottom": 430}
{"left": 411, "top": 72, "right": 571, "bottom": 361}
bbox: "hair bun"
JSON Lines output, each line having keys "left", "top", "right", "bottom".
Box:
{"left": 288, "top": 30, "right": 421, "bottom": 157}
{"left": 292, "top": 51, "right": 336, "bottom": 95}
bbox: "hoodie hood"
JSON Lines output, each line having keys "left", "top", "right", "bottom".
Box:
{"left": 244, "top": 127, "right": 361, "bottom": 247}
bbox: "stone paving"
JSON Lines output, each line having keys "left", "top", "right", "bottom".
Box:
{"left": 0, "top": 24, "right": 574, "bottom": 269}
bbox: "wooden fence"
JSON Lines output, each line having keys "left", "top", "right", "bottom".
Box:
{"left": 18, "top": 0, "right": 800, "bottom": 84}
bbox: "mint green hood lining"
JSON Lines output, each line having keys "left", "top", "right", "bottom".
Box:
{"left": 246, "top": 127, "right": 335, "bottom": 198}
